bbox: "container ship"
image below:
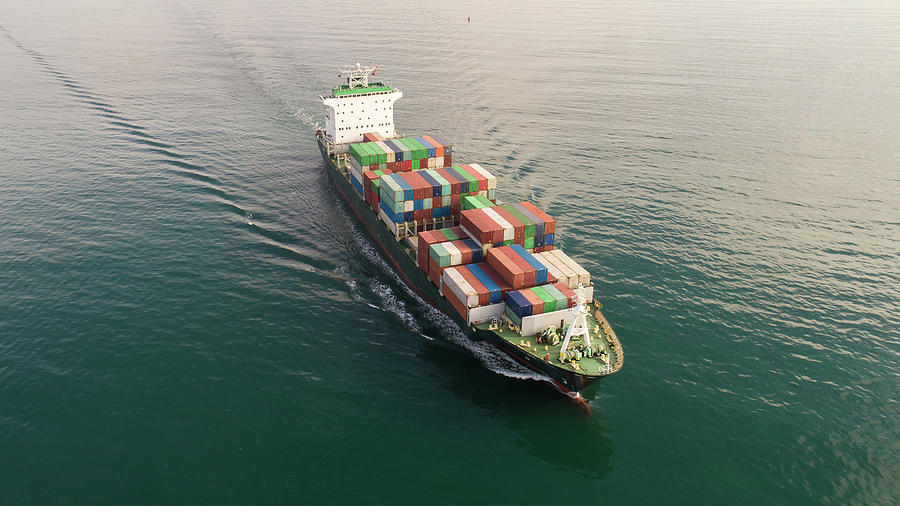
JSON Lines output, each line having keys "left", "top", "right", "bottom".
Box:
{"left": 315, "top": 64, "right": 623, "bottom": 395}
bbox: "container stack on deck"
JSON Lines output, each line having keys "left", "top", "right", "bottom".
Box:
{"left": 377, "top": 165, "right": 497, "bottom": 235}
{"left": 350, "top": 135, "right": 453, "bottom": 176}
{"left": 339, "top": 133, "right": 593, "bottom": 334}
{"left": 504, "top": 283, "right": 577, "bottom": 328}
{"left": 460, "top": 202, "right": 556, "bottom": 253}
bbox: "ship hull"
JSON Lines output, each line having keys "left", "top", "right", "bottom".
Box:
{"left": 317, "top": 137, "right": 598, "bottom": 395}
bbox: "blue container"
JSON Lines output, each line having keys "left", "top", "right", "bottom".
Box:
{"left": 383, "top": 140, "right": 404, "bottom": 161}
{"left": 414, "top": 199, "right": 423, "bottom": 211}
{"left": 430, "top": 135, "right": 452, "bottom": 155}
{"left": 415, "top": 136, "right": 436, "bottom": 158}
{"left": 404, "top": 211, "right": 414, "bottom": 222}
{"left": 379, "top": 200, "right": 403, "bottom": 223}
{"left": 505, "top": 290, "right": 532, "bottom": 318}
{"left": 418, "top": 171, "right": 442, "bottom": 198}
{"left": 467, "top": 264, "right": 502, "bottom": 304}
{"left": 513, "top": 203, "right": 544, "bottom": 236}
{"left": 544, "top": 233, "right": 554, "bottom": 246}
{"left": 510, "top": 245, "right": 548, "bottom": 284}
{"left": 461, "top": 239, "right": 483, "bottom": 262}
{"left": 394, "top": 175, "right": 413, "bottom": 201}
{"left": 382, "top": 139, "right": 403, "bottom": 160}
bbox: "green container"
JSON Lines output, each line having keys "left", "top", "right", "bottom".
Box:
{"left": 462, "top": 195, "right": 485, "bottom": 210}
{"left": 366, "top": 142, "right": 387, "bottom": 165}
{"left": 405, "top": 137, "right": 427, "bottom": 159}
{"left": 426, "top": 169, "right": 451, "bottom": 196}
{"left": 502, "top": 204, "right": 536, "bottom": 238}
{"left": 412, "top": 159, "right": 420, "bottom": 171}
{"left": 440, "top": 228, "right": 460, "bottom": 241}
{"left": 423, "top": 197, "right": 432, "bottom": 209}
{"left": 380, "top": 175, "right": 404, "bottom": 202}
{"left": 503, "top": 239, "right": 514, "bottom": 246}
{"left": 398, "top": 138, "right": 425, "bottom": 160}
{"left": 361, "top": 143, "right": 378, "bottom": 165}
{"left": 430, "top": 242, "right": 451, "bottom": 267}
{"left": 347, "top": 144, "right": 363, "bottom": 165}
{"left": 531, "top": 286, "right": 556, "bottom": 314}
{"left": 524, "top": 237, "right": 535, "bottom": 249}
{"left": 542, "top": 284, "right": 567, "bottom": 312}
{"left": 451, "top": 166, "right": 478, "bottom": 193}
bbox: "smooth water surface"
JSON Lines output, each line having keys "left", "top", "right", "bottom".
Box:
{"left": 1, "top": 1, "right": 898, "bottom": 503}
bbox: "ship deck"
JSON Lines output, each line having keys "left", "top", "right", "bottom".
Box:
{"left": 475, "top": 304, "right": 622, "bottom": 377}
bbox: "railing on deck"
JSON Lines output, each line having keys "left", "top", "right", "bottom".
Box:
{"left": 594, "top": 308, "right": 624, "bottom": 374}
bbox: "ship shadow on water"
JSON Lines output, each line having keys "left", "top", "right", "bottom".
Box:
{"left": 415, "top": 333, "right": 615, "bottom": 479}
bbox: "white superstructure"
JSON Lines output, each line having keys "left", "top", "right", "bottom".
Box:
{"left": 321, "top": 63, "right": 402, "bottom": 145}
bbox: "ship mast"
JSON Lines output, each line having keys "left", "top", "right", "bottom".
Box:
{"left": 559, "top": 285, "right": 592, "bottom": 361}
{"left": 339, "top": 62, "right": 377, "bottom": 89}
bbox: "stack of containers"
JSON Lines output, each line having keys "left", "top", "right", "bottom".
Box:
{"left": 348, "top": 137, "right": 454, "bottom": 174}
{"left": 417, "top": 227, "right": 466, "bottom": 275}
{"left": 459, "top": 201, "right": 556, "bottom": 252}
{"left": 378, "top": 167, "right": 497, "bottom": 233}
{"left": 485, "top": 245, "right": 551, "bottom": 290}
{"left": 441, "top": 262, "right": 512, "bottom": 318}
{"left": 362, "top": 168, "right": 393, "bottom": 212}
{"left": 532, "top": 249, "right": 591, "bottom": 289}
{"left": 504, "top": 282, "right": 577, "bottom": 327}
{"left": 428, "top": 239, "right": 484, "bottom": 287}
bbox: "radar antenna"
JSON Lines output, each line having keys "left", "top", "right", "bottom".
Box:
{"left": 338, "top": 62, "right": 377, "bottom": 89}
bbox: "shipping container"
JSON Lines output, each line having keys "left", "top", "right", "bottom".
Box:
{"left": 549, "top": 249, "right": 591, "bottom": 287}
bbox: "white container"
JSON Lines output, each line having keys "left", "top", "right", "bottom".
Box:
{"left": 467, "top": 163, "right": 497, "bottom": 190}
{"left": 535, "top": 252, "right": 567, "bottom": 287}
{"left": 374, "top": 141, "right": 395, "bottom": 163}
{"left": 467, "top": 302, "right": 506, "bottom": 326}
{"left": 483, "top": 207, "right": 514, "bottom": 242}
{"left": 443, "top": 267, "right": 478, "bottom": 308}
{"left": 443, "top": 241, "right": 462, "bottom": 266}
{"left": 551, "top": 249, "right": 591, "bottom": 287}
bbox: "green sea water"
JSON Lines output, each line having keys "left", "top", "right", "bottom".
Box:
{"left": 1, "top": 1, "right": 898, "bottom": 504}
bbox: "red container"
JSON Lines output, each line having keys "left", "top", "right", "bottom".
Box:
{"left": 487, "top": 247, "right": 526, "bottom": 289}
{"left": 460, "top": 209, "right": 502, "bottom": 245}
{"left": 458, "top": 266, "right": 490, "bottom": 307}
{"left": 444, "top": 154, "right": 452, "bottom": 166}
{"left": 492, "top": 207, "right": 525, "bottom": 245}
{"left": 519, "top": 202, "right": 556, "bottom": 235}
{"left": 402, "top": 160, "right": 411, "bottom": 171}
{"left": 446, "top": 286, "right": 468, "bottom": 319}
{"left": 553, "top": 282, "right": 577, "bottom": 308}
{"left": 460, "top": 165, "right": 488, "bottom": 191}
{"left": 436, "top": 168, "right": 461, "bottom": 194}
{"left": 501, "top": 246, "right": 537, "bottom": 287}
{"left": 479, "top": 263, "right": 513, "bottom": 294}
{"left": 428, "top": 256, "right": 443, "bottom": 286}
{"left": 422, "top": 135, "right": 444, "bottom": 158}
{"left": 522, "top": 288, "right": 545, "bottom": 315}
{"left": 418, "top": 230, "right": 447, "bottom": 271}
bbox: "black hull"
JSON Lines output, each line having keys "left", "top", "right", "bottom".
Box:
{"left": 317, "top": 137, "right": 599, "bottom": 395}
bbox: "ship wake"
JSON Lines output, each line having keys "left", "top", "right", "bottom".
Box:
{"left": 345, "top": 225, "right": 552, "bottom": 385}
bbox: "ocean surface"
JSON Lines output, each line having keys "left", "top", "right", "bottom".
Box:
{"left": 1, "top": 0, "right": 898, "bottom": 503}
